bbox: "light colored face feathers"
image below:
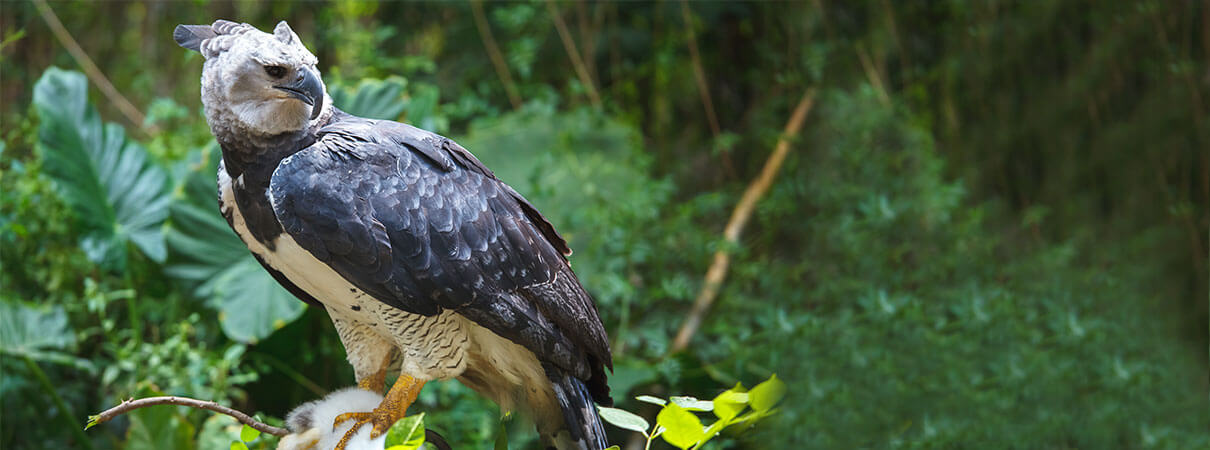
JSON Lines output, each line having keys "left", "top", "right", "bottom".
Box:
{"left": 176, "top": 20, "right": 329, "bottom": 138}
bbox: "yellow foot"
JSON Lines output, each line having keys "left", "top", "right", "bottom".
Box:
{"left": 332, "top": 407, "right": 401, "bottom": 450}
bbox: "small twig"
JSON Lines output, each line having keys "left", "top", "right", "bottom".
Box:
{"left": 88, "top": 395, "right": 289, "bottom": 437}
{"left": 545, "top": 0, "right": 602, "bottom": 108}
{"left": 32, "top": 0, "right": 157, "bottom": 134}
{"left": 471, "top": 0, "right": 523, "bottom": 110}
{"left": 671, "top": 89, "right": 818, "bottom": 353}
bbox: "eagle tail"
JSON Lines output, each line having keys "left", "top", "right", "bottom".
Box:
{"left": 543, "top": 363, "right": 609, "bottom": 450}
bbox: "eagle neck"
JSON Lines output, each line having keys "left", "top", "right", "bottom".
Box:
{"left": 217, "top": 108, "right": 338, "bottom": 249}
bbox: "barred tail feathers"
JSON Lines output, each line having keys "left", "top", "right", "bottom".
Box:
{"left": 543, "top": 363, "right": 609, "bottom": 450}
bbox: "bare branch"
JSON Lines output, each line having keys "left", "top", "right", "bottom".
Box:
{"left": 471, "top": 0, "right": 523, "bottom": 110}
{"left": 671, "top": 88, "right": 818, "bottom": 353}
{"left": 545, "top": 0, "right": 602, "bottom": 108}
{"left": 88, "top": 396, "right": 289, "bottom": 437}
{"left": 32, "top": 0, "right": 157, "bottom": 135}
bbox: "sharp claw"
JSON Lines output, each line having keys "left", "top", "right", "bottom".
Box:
{"left": 330, "top": 409, "right": 402, "bottom": 450}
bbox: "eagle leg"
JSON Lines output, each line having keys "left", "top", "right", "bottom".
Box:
{"left": 356, "top": 352, "right": 392, "bottom": 393}
{"left": 332, "top": 374, "right": 426, "bottom": 450}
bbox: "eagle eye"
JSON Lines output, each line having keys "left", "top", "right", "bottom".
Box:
{"left": 264, "top": 65, "right": 287, "bottom": 79}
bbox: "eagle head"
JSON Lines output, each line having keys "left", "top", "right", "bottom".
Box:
{"left": 174, "top": 20, "right": 328, "bottom": 139}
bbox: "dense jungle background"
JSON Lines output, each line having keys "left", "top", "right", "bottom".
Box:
{"left": 2, "top": 1, "right": 1208, "bottom": 448}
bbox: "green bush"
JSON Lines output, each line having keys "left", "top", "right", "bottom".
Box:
{"left": 1, "top": 1, "right": 1205, "bottom": 448}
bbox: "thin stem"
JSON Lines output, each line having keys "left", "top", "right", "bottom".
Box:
{"left": 545, "top": 0, "right": 602, "bottom": 108}
{"left": 471, "top": 0, "right": 523, "bottom": 110}
{"left": 679, "top": 0, "right": 721, "bottom": 138}
{"left": 23, "top": 356, "right": 97, "bottom": 450}
{"left": 855, "top": 43, "right": 890, "bottom": 107}
{"left": 31, "top": 0, "right": 156, "bottom": 134}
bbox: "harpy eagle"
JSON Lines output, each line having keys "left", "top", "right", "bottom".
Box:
{"left": 173, "top": 20, "right": 612, "bottom": 450}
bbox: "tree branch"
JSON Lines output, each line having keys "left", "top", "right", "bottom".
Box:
{"left": 88, "top": 395, "right": 454, "bottom": 450}
{"left": 545, "top": 0, "right": 602, "bottom": 108}
{"left": 32, "top": 0, "right": 157, "bottom": 135}
{"left": 671, "top": 88, "right": 818, "bottom": 353}
{"left": 471, "top": 0, "right": 523, "bottom": 110}
{"left": 88, "top": 395, "right": 289, "bottom": 436}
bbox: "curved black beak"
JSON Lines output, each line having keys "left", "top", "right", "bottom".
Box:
{"left": 274, "top": 67, "right": 324, "bottom": 120}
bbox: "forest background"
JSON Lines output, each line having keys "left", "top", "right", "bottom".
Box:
{"left": 1, "top": 1, "right": 1207, "bottom": 448}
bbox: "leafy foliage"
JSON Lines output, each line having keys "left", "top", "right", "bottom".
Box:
{"left": 32, "top": 67, "right": 169, "bottom": 270}
{"left": 0, "top": 300, "right": 81, "bottom": 368}
{"left": 329, "top": 76, "right": 408, "bottom": 120}
{"left": 163, "top": 145, "right": 303, "bottom": 343}
{"left": 600, "top": 374, "right": 785, "bottom": 450}
{"left": 1, "top": 1, "right": 1206, "bottom": 449}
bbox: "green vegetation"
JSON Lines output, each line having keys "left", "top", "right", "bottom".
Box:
{"left": 1, "top": 1, "right": 1206, "bottom": 449}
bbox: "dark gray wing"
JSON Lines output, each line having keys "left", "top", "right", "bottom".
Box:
{"left": 269, "top": 116, "right": 610, "bottom": 401}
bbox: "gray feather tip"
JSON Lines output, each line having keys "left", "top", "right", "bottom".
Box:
{"left": 173, "top": 24, "right": 216, "bottom": 52}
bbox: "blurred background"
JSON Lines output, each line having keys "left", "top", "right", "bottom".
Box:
{"left": 1, "top": 1, "right": 1207, "bottom": 448}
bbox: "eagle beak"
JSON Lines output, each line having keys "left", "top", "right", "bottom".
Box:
{"left": 274, "top": 67, "right": 324, "bottom": 120}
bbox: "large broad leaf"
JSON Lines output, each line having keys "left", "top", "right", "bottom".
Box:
{"left": 0, "top": 300, "right": 92, "bottom": 371}
{"left": 33, "top": 67, "right": 169, "bottom": 269}
{"left": 329, "top": 76, "right": 408, "bottom": 120}
{"left": 165, "top": 145, "right": 304, "bottom": 343}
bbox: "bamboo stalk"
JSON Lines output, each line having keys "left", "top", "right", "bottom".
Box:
{"left": 671, "top": 88, "right": 818, "bottom": 353}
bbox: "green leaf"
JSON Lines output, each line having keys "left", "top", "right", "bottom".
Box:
{"left": 701, "top": 419, "right": 728, "bottom": 446}
{"left": 383, "top": 413, "right": 426, "bottom": 449}
{"left": 635, "top": 395, "right": 667, "bottom": 406}
{"left": 656, "top": 403, "right": 705, "bottom": 450}
{"left": 239, "top": 424, "right": 260, "bottom": 443}
{"left": 230, "top": 442, "right": 248, "bottom": 450}
{"left": 33, "top": 67, "right": 170, "bottom": 270}
{"left": 597, "top": 406, "right": 650, "bottom": 435}
{"left": 330, "top": 76, "right": 408, "bottom": 120}
{"left": 669, "top": 396, "right": 714, "bottom": 412}
{"left": 0, "top": 300, "right": 92, "bottom": 372}
{"left": 712, "top": 389, "right": 749, "bottom": 421}
{"left": 209, "top": 257, "right": 306, "bottom": 343}
{"left": 494, "top": 414, "right": 509, "bottom": 450}
{"left": 165, "top": 145, "right": 305, "bottom": 343}
{"left": 748, "top": 374, "right": 786, "bottom": 413}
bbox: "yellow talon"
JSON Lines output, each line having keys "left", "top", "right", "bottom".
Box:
{"left": 332, "top": 374, "right": 426, "bottom": 450}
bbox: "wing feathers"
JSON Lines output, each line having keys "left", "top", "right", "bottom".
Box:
{"left": 272, "top": 116, "right": 610, "bottom": 395}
